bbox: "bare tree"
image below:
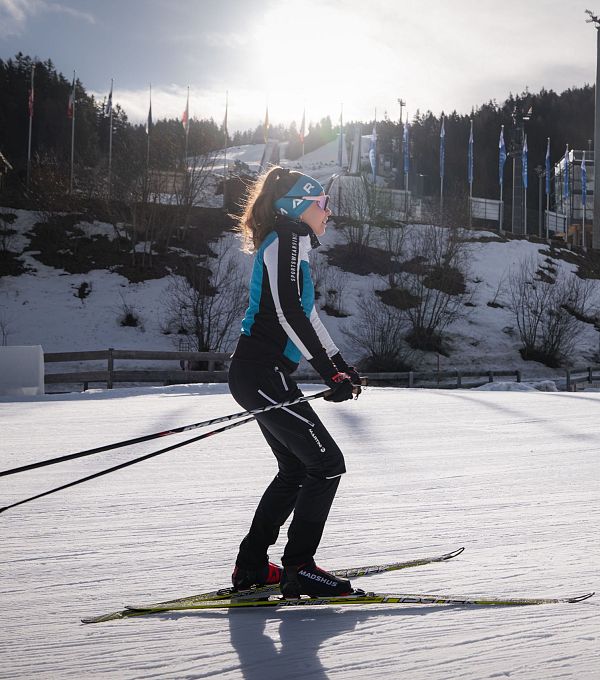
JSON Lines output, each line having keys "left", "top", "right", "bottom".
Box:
{"left": 335, "top": 176, "right": 394, "bottom": 259}
{"left": 150, "top": 151, "right": 218, "bottom": 250}
{"left": 378, "top": 223, "right": 406, "bottom": 288}
{"left": 0, "top": 312, "right": 13, "bottom": 346}
{"left": 162, "top": 238, "right": 247, "bottom": 354}
{"left": 338, "top": 218, "right": 372, "bottom": 260}
{"left": 507, "top": 257, "right": 593, "bottom": 366}
{"left": 399, "top": 224, "right": 472, "bottom": 353}
{"left": 310, "top": 252, "right": 348, "bottom": 317}
{"left": 487, "top": 270, "right": 508, "bottom": 309}
{"left": 343, "top": 291, "right": 413, "bottom": 371}
{"left": 0, "top": 212, "right": 18, "bottom": 254}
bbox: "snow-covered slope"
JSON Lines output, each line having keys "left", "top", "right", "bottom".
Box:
{"left": 2, "top": 384, "right": 598, "bottom": 678}
{"left": 2, "top": 205, "right": 600, "bottom": 380}
{"left": 3, "top": 141, "right": 600, "bottom": 379}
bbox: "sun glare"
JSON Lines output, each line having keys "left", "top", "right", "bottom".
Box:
{"left": 252, "top": 1, "right": 370, "bottom": 124}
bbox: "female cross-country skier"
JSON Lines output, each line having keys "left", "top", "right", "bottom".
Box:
{"left": 229, "top": 166, "right": 362, "bottom": 598}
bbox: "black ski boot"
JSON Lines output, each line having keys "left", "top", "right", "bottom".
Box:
{"left": 232, "top": 561, "right": 282, "bottom": 590}
{"left": 280, "top": 561, "right": 352, "bottom": 598}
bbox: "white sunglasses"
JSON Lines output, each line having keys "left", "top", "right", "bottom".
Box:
{"left": 287, "top": 195, "right": 330, "bottom": 210}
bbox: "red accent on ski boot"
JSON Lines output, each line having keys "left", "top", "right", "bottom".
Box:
{"left": 232, "top": 561, "right": 283, "bottom": 590}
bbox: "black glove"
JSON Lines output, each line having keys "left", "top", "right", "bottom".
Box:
{"left": 346, "top": 367, "right": 362, "bottom": 388}
{"left": 324, "top": 372, "right": 354, "bottom": 403}
{"left": 332, "top": 352, "right": 362, "bottom": 387}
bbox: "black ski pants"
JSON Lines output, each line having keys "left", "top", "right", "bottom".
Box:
{"left": 228, "top": 359, "right": 346, "bottom": 567}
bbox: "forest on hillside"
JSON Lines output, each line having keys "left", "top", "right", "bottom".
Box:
{"left": 0, "top": 52, "right": 595, "bottom": 207}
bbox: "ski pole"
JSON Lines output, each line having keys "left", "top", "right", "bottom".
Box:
{"left": 0, "top": 413, "right": 257, "bottom": 514}
{"left": 0, "top": 389, "right": 330, "bottom": 478}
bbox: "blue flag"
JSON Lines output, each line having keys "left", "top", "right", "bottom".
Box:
{"left": 369, "top": 122, "right": 377, "bottom": 182}
{"left": 522, "top": 135, "right": 528, "bottom": 189}
{"left": 563, "top": 145, "right": 569, "bottom": 202}
{"left": 467, "top": 119, "right": 474, "bottom": 186}
{"left": 499, "top": 125, "right": 507, "bottom": 186}
{"left": 545, "top": 138, "right": 551, "bottom": 196}
{"left": 403, "top": 121, "right": 409, "bottom": 175}
{"left": 582, "top": 151, "right": 587, "bottom": 207}
{"left": 439, "top": 116, "right": 445, "bottom": 179}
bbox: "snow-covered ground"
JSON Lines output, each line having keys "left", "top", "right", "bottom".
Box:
{"left": 3, "top": 204, "right": 600, "bottom": 380}
{"left": 3, "top": 139, "right": 600, "bottom": 380}
{"left": 2, "top": 384, "right": 599, "bottom": 679}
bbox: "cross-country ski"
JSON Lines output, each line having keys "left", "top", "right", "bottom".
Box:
{"left": 81, "top": 547, "right": 464, "bottom": 623}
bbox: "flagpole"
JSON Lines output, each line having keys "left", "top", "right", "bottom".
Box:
{"left": 404, "top": 112, "right": 409, "bottom": 216}
{"left": 582, "top": 151, "right": 587, "bottom": 248}
{"left": 372, "top": 107, "right": 377, "bottom": 184}
{"left": 108, "top": 78, "right": 113, "bottom": 200}
{"left": 184, "top": 85, "right": 190, "bottom": 164}
{"left": 147, "top": 84, "right": 152, "bottom": 169}
{"left": 264, "top": 102, "right": 269, "bottom": 144}
{"left": 545, "top": 137, "right": 550, "bottom": 241}
{"left": 70, "top": 71, "right": 76, "bottom": 195}
{"left": 500, "top": 183, "right": 504, "bottom": 233}
{"left": 338, "top": 102, "right": 344, "bottom": 168}
{"left": 523, "top": 134, "right": 528, "bottom": 235}
{"left": 565, "top": 144, "right": 570, "bottom": 244}
{"left": 300, "top": 105, "right": 306, "bottom": 165}
{"left": 468, "top": 119, "right": 473, "bottom": 228}
{"left": 499, "top": 125, "right": 505, "bottom": 234}
{"left": 439, "top": 114, "right": 445, "bottom": 221}
{"left": 524, "top": 173, "right": 527, "bottom": 234}
{"left": 546, "top": 185, "right": 550, "bottom": 240}
{"left": 223, "top": 90, "right": 228, "bottom": 212}
{"left": 26, "top": 63, "right": 35, "bottom": 190}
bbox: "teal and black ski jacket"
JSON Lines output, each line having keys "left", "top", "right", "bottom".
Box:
{"left": 232, "top": 216, "right": 342, "bottom": 381}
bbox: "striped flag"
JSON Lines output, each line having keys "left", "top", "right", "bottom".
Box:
{"left": 67, "top": 73, "right": 75, "bottom": 119}
{"left": 467, "top": 119, "right": 474, "bottom": 186}
{"left": 522, "top": 135, "right": 528, "bottom": 189}
{"left": 439, "top": 115, "right": 445, "bottom": 179}
{"left": 182, "top": 87, "right": 189, "bottom": 132}
{"left": 545, "top": 138, "right": 551, "bottom": 196}
{"left": 499, "top": 125, "right": 507, "bottom": 186}
{"left": 582, "top": 151, "right": 587, "bottom": 207}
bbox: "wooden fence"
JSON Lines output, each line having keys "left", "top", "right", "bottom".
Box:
{"left": 43, "top": 349, "right": 600, "bottom": 392}
{"left": 357, "top": 369, "right": 523, "bottom": 389}
{"left": 565, "top": 367, "right": 600, "bottom": 391}
{"left": 44, "top": 349, "right": 232, "bottom": 390}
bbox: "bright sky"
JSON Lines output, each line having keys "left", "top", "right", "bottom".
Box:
{"left": 0, "top": 0, "right": 597, "bottom": 132}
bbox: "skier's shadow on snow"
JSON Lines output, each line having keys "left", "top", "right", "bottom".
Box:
{"left": 226, "top": 604, "right": 444, "bottom": 680}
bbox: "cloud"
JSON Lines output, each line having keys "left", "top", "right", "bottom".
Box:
{"left": 201, "top": 32, "right": 249, "bottom": 49}
{"left": 0, "top": 0, "right": 95, "bottom": 38}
